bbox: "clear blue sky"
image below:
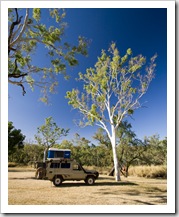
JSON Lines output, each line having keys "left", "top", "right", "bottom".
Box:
{"left": 8, "top": 8, "right": 167, "bottom": 144}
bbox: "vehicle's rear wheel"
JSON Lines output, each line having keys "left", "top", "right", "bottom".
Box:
{"left": 53, "top": 176, "right": 63, "bottom": 186}
{"left": 85, "top": 176, "right": 95, "bottom": 185}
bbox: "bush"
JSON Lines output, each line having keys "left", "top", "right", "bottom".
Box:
{"left": 128, "top": 165, "right": 167, "bottom": 179}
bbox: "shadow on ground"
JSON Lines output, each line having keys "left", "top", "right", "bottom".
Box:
{"left": 50, "top": 181, "right": 138, "bottom": 188}
{"left": 9, "top": 177, "right": 35, "bottom": 180}
{"left": 8, "top": 169, "right": 34, "bottom": 172}
{"left": 9, "top": 175, "right": 138, "bottom": 186}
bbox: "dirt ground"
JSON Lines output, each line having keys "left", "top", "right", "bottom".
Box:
{"left": 8, "top": 167, "right": 167, "bottom": 205}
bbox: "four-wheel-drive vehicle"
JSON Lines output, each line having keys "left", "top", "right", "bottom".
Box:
{"left": 35, "top": 158, "right": 99, "bottom": 186}
{"left": 46, "top": 158, "right": 99, "bottom": 186}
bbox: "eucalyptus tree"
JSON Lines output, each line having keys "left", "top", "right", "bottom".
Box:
{"left": 34, "top": 117, "right": 69, "bottom": 162}
{"left": 66, "top": 42, "right": 157, "bottom": 181}
{"left": 8, "top": 8, "right": 88, "bottom": 102}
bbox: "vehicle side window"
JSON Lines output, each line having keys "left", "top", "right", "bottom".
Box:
{"left": 73, "top": 164, "right": 81, "bottom": 170}
{"left": 61, "top": 163, "right": 71, "bottom": 169}
{"left": 50, "top": 163, "right": 60, "bottom": 168}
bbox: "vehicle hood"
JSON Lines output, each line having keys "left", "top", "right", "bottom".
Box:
{"left": 84, "top": 169, "right": 99, "bottom": 178}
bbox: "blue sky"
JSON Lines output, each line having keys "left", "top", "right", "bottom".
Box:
{"left": 8, "top": 8, "right": 167, "bottom": 144}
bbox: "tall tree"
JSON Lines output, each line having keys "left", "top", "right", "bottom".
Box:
{"left": 8, "top": 8, "right": 88, "bottom": 102}
{"left": 8, "top": 121, "right": 25, "bottom": 157}
{"left": 66, "top": 42, "right": 157, "bottom": 181}
{"left": 34, "top": 117, "right": 69, "bottom": 162}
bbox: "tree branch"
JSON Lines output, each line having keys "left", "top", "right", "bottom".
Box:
{"left": 10, "top": 9, "right": 29, "bottom": 48}
{"left": 8, "top": 8, "right": 23, "bottom": 55}
{"left": 8, "top": 79, "right": 26, "bottom": 96}
{"left": 8, "top": 73, "right": 28, "bottom": 79}
{"left": 20, "top": 37, "right": 58, "bottom": 52}
{"left": 96, "top": 120, "right": 111, "bottom": 140}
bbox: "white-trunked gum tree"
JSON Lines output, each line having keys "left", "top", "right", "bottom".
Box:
{"left": 66, "top": 43, "right": 157, "bottom": 181}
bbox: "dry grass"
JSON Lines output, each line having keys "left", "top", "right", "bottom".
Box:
{"left": 84, "top": 165, "right": 167, "bottom": 178}
{"left": 8, "top": 167, "right": 167, "bottom": 205}
{"left": 128, "top": 165, "right": 167, "bottom": 178}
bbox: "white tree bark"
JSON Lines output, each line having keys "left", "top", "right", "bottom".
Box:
{"left": 10, "top": 9, "right": 29, "bottom": 47}
{"left": 110, "top": 125, "right": 121, "bottom": 181}
{"left": 43, "top": 148, "right": 47, "bottom": 163}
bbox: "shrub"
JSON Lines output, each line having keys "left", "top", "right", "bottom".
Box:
{"left": 128, "top": 165, "right": 167, "bottom": 179}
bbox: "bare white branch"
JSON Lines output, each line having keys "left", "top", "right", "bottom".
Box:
{"left": 10, "top": 9, "right": 29, "bottom": 47}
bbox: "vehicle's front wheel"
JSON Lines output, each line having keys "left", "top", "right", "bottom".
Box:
{"left": 53, "top": 176, "right": 63, "bottom": 186}
{"left": 85, "top": 176, "right": 95, "bottom": 185}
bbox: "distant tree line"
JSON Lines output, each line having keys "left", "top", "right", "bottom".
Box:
{"left": 8, "top": 121, "right": 167, "bottom": 174}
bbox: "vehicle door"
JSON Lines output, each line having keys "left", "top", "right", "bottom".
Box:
{"left": 46, "top": 162, "right": 60, "bottom": 180}
{"left": 71, "top": 163, "right": 86, "bottom": 180}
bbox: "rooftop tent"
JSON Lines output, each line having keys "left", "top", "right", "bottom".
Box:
{"left": 47, "top": 148, "right": 71, "bottom": 159}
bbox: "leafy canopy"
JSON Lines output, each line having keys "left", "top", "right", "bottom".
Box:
{"left": 34, "top": 116, "right": 69, "bottom": 147}
{"left": 66, "top": 42, "right": 157, "bottom": 136}
{"left": 8, "top": 8, "right": 88, "bottom": 103}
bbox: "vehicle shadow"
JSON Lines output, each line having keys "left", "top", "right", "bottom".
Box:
{"left": 8, "top": 176, "right": 138, "bottom": 187}
{"left": 97, "top": 181, "right": 138, "bottom": 186}
{"left": 9, "top": 175, "right": 138, "bottom": 187}
{"left": 8, "top": 169, "right": 34, "bottom": 172}
{"left": 9, "top": 177, "right": 36, "bottom": 180}
{"left": 53, "top": 181, "right": 138, "bottom": 188}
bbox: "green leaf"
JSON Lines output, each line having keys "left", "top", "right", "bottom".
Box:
{"left": 127, "top": 48, "right": 132, "bottom": 55}
{"left": 33, "top": 8, "right": 41, "bottom": 21}
{"left": 127, "top": 109, "right": 134, "bottom": 115}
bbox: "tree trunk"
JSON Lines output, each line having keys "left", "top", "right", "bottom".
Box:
{"left": 112, "top": 144, "right": 121, "bottom": 181}
{"left": 111, "top": 126, "right": 121, "bottom": 181}
{"left": 126, "top": 166, "right": 129, "bottom": 177}
{"left": 43, "top": 147, "right": 48, "bottom": 163}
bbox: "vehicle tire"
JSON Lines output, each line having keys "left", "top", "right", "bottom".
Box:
{"left": 53, "top": 176, "right": 63, "bottom": 187}
{"left": 85, "top": 176, "right": 95, "bottom": 185}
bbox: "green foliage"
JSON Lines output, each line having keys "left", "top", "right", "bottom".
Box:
{"left": 8, "top": 8, "right": 88, "bottom": 102}
{"left": 34, "top": 116, "right": 69, "bottom": 147}
{"left": 66, "top": 42, "right": 157, "bottom": 129}
{"left": 127, "top": 48, "right": 132, "bottom": 55}
{"left": 8, "top": 121, "right": 25, "bottom": 156}
{"left": 34, "top": 116, "right": 69, "bottom": 161}
{"left": 8, "top": 143, "right": 45, "bottom": 164}
{"left": 9, "top": 130, "right": 167, "bottom": 170}
{"left": 93, "top": 121, "right": 167, "bottom": 176}
{"left": 60, "top": 134, "right": 113, "bottom": 167}
{"left": 141, "top": 135, "right": 167, "bottom": 165}
{"left": 93, "top": 128, "right": 111, "bottom": 148}
{"left": 33, "top": 8, "right": 41, "bottom": 21}
{"left": 66, "top": 42, "right": 156, "bottom": 181}
{"left": 94, "top": 121, "right": 144, "bottom": 169}
{"left": 127, "top": 109, "right": 134, "bottom": 115}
